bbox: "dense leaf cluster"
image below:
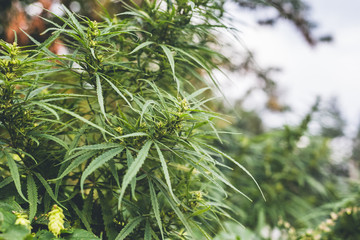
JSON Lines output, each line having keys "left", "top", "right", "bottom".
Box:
{"left": 0, "top": 1, "right": 258, "bottom": 239}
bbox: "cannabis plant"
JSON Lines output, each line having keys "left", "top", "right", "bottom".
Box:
{"left": 0, "top": 1, "right": 261, "bottom": 239}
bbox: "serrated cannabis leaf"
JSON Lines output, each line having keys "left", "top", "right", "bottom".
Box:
{"left": 27, "top": 175, "right": 38, "bottom": 221}
{"left": 118, "top": 141, "right": 152, "bottom": 208}
{"left": 114, "top": 216, "right": 144, "bottom": 240}
{"left": 149, "top": 179, "right": 164, "bottom": 240}
{"left": 80, "top": 147, "right": 124, "bottom": 195}
{"left": 4, "top": 151, "right": 27, "bottom": 202}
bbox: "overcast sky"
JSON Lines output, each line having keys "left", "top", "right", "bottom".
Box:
{"left": 221, "top": 1, "right": 360, "bottom": 137}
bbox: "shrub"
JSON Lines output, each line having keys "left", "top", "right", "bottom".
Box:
{"left": 0, "top": 1, "right": 260, "bottom": 239}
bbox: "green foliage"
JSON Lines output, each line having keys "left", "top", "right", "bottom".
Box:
{"left": 213, "top": 103, "right": 346, "bottom": 238}
{"left": 1, "top": 1, "right": 355, "bottom": 239}
{"left": 0, "top": 1, "right": 256, "bottom": 239}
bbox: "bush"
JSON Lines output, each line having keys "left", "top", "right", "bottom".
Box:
{"left": 0, "top": 1, "right": 259, "bottom": 239}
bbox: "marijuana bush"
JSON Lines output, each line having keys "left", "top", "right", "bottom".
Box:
{"left": 0, "top": 1, "right": 260, "bottom": 239}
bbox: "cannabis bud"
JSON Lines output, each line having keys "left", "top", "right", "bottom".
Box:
{"left": 115, "top": 126, "right": 123, "bottom": 134}
{"left": 48, "top": 205, "right": 65, "bottom": 237}
{"left": 180, "top": 99, "right": 189, "bottom": 111}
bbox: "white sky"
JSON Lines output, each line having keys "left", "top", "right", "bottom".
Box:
{"left": 220, "top": 0, "right": 360, "bottom": 137}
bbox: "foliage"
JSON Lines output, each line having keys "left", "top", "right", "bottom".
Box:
{"left": 316, "top": 97, "right": 346, "bottom": 138}
{"left": 274, "top": 205, "right": 360, "bottom": 240}
{"left": 0, "top": 1, "right": 264, "bottom": 239}
{"left": 212, "top": 101, "right": 351, "bottom": 238}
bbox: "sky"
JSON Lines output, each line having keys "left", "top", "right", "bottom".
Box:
{"left": 219, "top": 0, "right": 360, "bottom": 138}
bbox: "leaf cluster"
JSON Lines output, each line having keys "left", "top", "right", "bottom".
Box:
{"left": 0, "top": 1, "right": 258, "bottom": 239}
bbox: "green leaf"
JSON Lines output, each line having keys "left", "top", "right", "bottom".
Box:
{"left": 160, "top": 44, "right": 179, "bottom": 90}
{"left": 0, "top": 177, "right": 13, "bottom": 189}
{"left": 190, "top": 206, "right": 211, "bottom": 217}
{"left": 154, "top": 177, "right": 194, "bottom": 238}
{"left": 80, "top": 147, "right": 124, "bottom": 194}
{"left": 82, "top": 188, "right": 94, "bottom": 221}
{"left": 114, "top": 132, "right": 148, "bottom": 140}
{"left": 23, "top": 68, "right": 63, "bottom": 76}
{"left": 95, "top": 74, "right": 107, "bottom": 120}
{"left": 0, "top": 225, "right": 32, "bottom": 240}
{"left": 33, "top": 172, "right": 63, "bottom": 208}
{"left": 27, "top": 175, "right": 38, "bottom": 221}
{"left": 69, "top": 200, "right": 92, "bottom": 233}
{"left": 26, "top": 84, "right": 52, "bottom": 100}
{"left": 129, "top": 41, "right": 154, "bottom": 54}
{"left": 148, "top": 179, "right": 164, "bottom": 240}
{"left": 56, "top": 150, "right": 97, "bottom": 180}
{"left": 201, "top": 142, "right": 266, "bottom": 201}
{"left": 114, "top": 216, "right": 144, "bottom": 240}
{"left": 0, "top": 201, "right": 19, "bottom": 231}
{"left": 32, "top": 102, "right": 60, "bottom": 120}
{"left": 126, "top": 149, "right": 137, "bottom": 201}
{"left": 192, "top": 159, "right": 244, "bottom": 199}
{"left": 191, "top": 220, "right": 212, "bottom": 240}
{"left": 34, "top": 230, "right": 56, "bottom": 240}
{"left": 172, "top": 47, "right": 209, "bottom": 72}
{"left": 160, "top": 45, "right": 175, "bottom": 74}
{"left": 140, "top": 100, "right": 156, "bottom": 123}
{"left": 185, "top": 87, "right": 210, "bottom": 101}
{"left": 98, "top": 190, "right": 118, "bottom": 240}
{"left": 157, "top": 142, "right": 227, "bottom": 196}
{"left": 62, "top": 5, "right": 86, "bottom": 40}
{"left": 4, "top": 151, "right": 27, "bottom": 202}
{"left": 42, "top": 103, "right": 115, "bottom": 137}
{"left": 118, "top": 141, "right": 152, "bottom": 208}
{"left": 61, "top": 149, "right": 92, "bottom": 164}
{"left": 65, "top": 229, "right": 100, "bottom": 239}
{"left": 36, "top": 24, "right": 64, "bottom": 49}
{"left": 7, "top": 147, "right": 37, "bottom": 164}
{"left": 20, "top": 29, "right": 59, "bottom": 58}
{"left": 108, "top": 159, "right": 121, "bottom": 189}
{"left": 154, "top": 143, "right": 177, "bottom": 203}
{"left": 144, "top": 220, "right": 151, "bottom": 240}
{"left": 31, "top": 133, "right": 69, "bottom": 150}
{"left": 101, "top": 75, "right": 133, "bottom": 109}
{"left": 71, "top": 142, "right": 120, "bottom": 153}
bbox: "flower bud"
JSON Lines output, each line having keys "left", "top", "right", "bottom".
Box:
{"left": 48, "top": 205, "right": 65, "bottom": 237}
{"left": 13, "top": 212, "right": 32, "bottom": 230}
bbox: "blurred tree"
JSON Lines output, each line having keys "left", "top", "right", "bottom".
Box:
{"left": 212, "top": 102, "right": 346, "bottom": 240}
{"left": 350, "top": 122, "right": 360, "bottom": 179}
{"left": 233, "top": 0, "right": 332, "bottom": 46}
{"left": 317, "top": 97, "right": 346, "bottom": 138}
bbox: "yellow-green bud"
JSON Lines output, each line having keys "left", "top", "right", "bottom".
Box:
{"left": 192, "top": 191, "right": 203, "bottom": 200}
{"left": 97, "top": 55, "right": 104, "bottom": 62}
{"left": 13, "top": 212, "right": 32, "bottom": 230}
{"left": 181, "top": 99, "right": 189, "bottom": 111}
{"left": 5, "top": 72, "right": 16, "bottom": 79}
{"left": 9, "top": 42, "right": 19, "bottom": 57}
{"left": 10, "top": 59, "right": 20, "bottom": 66}
{"left": 48, "top": 205, "right": 65, "bottom": 237}
{"left": 89, "top": 40, "right": 97, "bottom": 48}
{"left": 115, "top": 126, "right": 123, "bottom": 134}
{"left": 1, "top": 59, "right": 9, "bottom": 67}
{"left": 156, "top": 121, "right": 164, "bottom": 128}
{"left": 91, "top": 20, "right": 98, "bottom": 29}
